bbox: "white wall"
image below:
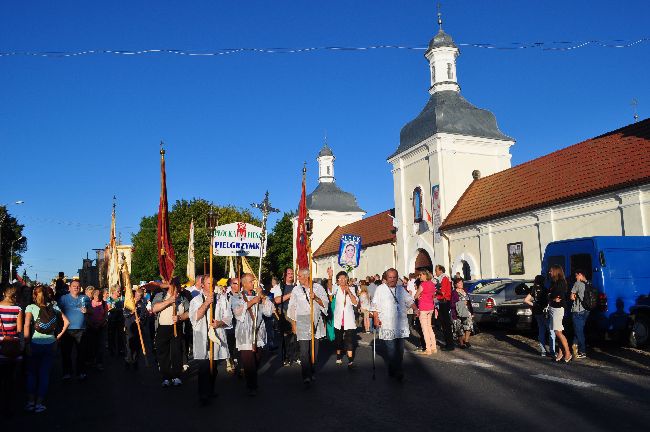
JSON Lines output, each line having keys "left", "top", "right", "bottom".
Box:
{"left": 445, "top": 185, "right": 650, "bottom": 280}
{"left": 390, "top": 132, "right": 514, "bottom": 276}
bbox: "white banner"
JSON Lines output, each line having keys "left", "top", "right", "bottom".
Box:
{"left": 213, "top": 222, "right": 265, "bottom": 257}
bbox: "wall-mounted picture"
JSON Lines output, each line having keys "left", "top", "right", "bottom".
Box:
{"left": 507, "top": 242, "right": 525, "bottom": 275}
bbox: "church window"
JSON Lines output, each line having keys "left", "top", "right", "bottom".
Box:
{"left": 413, "top": 187, "right": 423, "bottom": 222}
{"left": 327, "top": 166, "right": 330, "bottom": 175}
{"left": 431, "top": 66, "right": 435, "bottom": 83}
{"left": 447, "top": 63, "right": 453, "bottom": 79}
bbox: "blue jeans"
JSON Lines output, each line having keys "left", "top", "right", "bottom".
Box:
{"left": 534, "top": 314, "right": 556, "bottom": 354}
{"left": 26, "top": 342, "right": 55, "bottom": 399}
{"left": 384, "top": 338, "right": 405, "bottom": 376}
{"left": 572, "top": 311, "right": 590, "bottom": 354}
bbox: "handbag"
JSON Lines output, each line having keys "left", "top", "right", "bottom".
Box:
{"left": 0, "top": 317, "right": 22, "bottom": 359}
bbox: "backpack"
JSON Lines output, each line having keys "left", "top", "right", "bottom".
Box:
{"left": 578, "top": 281, "right": 598, "bottom": 311}
{"left": 34, "top": 305, "right": 61, "bottom": 335}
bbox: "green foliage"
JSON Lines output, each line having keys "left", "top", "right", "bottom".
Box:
{"left": 0, "top": 207, "right": 27, "bottom": 283}
{"left": 262, "top": 211, "right": 295, "bottom": 283}
{"left": 130, "top": 198, "right": 261, "bottom": 284}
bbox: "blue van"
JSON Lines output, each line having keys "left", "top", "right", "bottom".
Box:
{"left": 541, "top": 236, "right": 650, "bottom": 347}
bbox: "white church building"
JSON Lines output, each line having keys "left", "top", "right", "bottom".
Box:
{"left": 390, "top": 20, "right": 650, "bottom": 279}
{"left": 292, "top": 19, "right": 650, "bottom": 282}
{"left": 389, "top": 22, "right": 514, "bottom": 276}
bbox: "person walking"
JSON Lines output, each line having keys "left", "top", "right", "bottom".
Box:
{"left": 358, "top": 282, "right": 371, "bottom": 334}
{"left": 434, "top": 265, "right": 454, "bottom": 351}
{"left": 415, "top": 270, "right": 437, "bottom": 355}
{"left": 287, "top": 268, "right": 329, "bottom": 385}
{"left": 106, "top": 286, "right": 125, "bottom": 357}
{"left": 0, "top": 284, "right": 24, "bottom": 416}
{"left": 524, "top": 275, "right": 556, "bottom": 357}
{"left": 225, "top": 277, "right": 240, "bottom": 374}
{"left": 86, "top": 287, "right": 107, "bottom": 371}
{"left": 124, "top": 287, "right": 147, "bottom": 370}
{"left": 329, "top": 268, "right": 359, "bottom": 368}
{"left": 151, "top": 279, "right": 190, "bottom": 387}
{"left": 189, "top": 277, "right": 232, "bottom": 405}
{"left": 58, "top": 280, "right": 89, "bottom": 380}
{"left": 24, "top": 285, "right": 69, "bottom": 413}
{"left": 270, "top": 268, "right": 297, "bottom": 366}
{"left": 371, "top": 269, "right": 418, "bottom": 381}
{"left": 451, "top": 278, "right": 474, "bottom": 349}
{"left": 570, "top": 269, "right": 590, "bottom": 359}
{"left": 231, "top": 273, "right": 274, "bottom": 396}
{"left": 548, "top": 265, "right": 572, "bottom": 363}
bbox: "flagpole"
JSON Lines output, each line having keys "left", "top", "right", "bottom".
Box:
{"left": 309, "top": 241, "right": 315, "bottom": 365}
{"left": 209, "top": 237, "right": 214, "bottom": 373}
{"left": 207, "top": 208, "right": 218, "bottom": 375}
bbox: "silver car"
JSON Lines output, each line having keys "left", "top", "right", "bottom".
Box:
{"left": 469, "top": 280, "right": 533, "bottom": 324}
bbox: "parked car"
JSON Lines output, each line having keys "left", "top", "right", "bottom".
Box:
{"left": 464, "top": 278, "right": 511, "bottom": 293}
{"left": 542, "top": 236, "right": 650, "bottom": 347}
{"left": 469, "top": 280, "right": 533, "bottom": 324}
{"left": 494, "top": 297, "right": 535, "bottom": 331}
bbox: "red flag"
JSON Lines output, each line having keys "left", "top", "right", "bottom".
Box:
{"left": 295, "top": 169, "right": 309, "bottom": 271}
{"left": 157, "top": 146, "right": 176, "bottom": 281}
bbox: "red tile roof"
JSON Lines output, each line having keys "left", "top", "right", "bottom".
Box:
{"left": 441, "top": 119, "right": 650, "bottom": 231}
{"left": 313, "top": 210, "right": 396, "bottom": 258}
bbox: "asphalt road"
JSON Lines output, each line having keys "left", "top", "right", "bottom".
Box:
{"left": 7, "top": 328, "right": 650, "bottom": 432}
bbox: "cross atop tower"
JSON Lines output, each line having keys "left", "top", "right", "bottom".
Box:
{"left": 437, "top": 2, "right": 443, "bottom": 30}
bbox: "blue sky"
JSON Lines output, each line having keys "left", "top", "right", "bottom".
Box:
{"left": 1, "top": 0, "right": 648, "bottom": 282}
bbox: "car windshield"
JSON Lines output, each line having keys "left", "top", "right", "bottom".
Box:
{"left": 472, "top": 281, "right": 507, "bottom": 294}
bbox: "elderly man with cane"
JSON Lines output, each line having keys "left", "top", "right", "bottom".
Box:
{"left": 371, "top": 268, "right": 418, "bottom": 381}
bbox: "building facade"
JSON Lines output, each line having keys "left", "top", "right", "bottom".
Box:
{"left": 440, "top": 120, "right": 650, "bottom": 279}
{"left": 312, "top": 210, "right": 397, "bottom": 279}
{"left": 388, "top": 24, "right": 514, "bottom": 275}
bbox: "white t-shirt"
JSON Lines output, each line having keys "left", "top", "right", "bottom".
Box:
{"left": 332, "top": 284, "right": 358, "bottom": 331}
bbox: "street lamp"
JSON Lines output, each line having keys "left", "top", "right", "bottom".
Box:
{"left": 0, "top": 200, "right": 25, "bottom": 283}
{"left": 9, "top": 236, "right": 24, "bottom": 283}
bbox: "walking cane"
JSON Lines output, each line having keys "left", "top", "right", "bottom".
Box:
{"left": 372, "top": 327, "right": 376, "bottom": 381}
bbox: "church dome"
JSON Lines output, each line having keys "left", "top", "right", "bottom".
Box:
{"left": 318, "top": 143, "right": 333, "bottom": 157}
{"left": 427, "top": 29, "right": 457, "bottom": 50}
{"left": 390, "top": 90, "right": 513, "bottom": 158}
{"left": 307, "top": 182, "right": 364, "bottom": 213}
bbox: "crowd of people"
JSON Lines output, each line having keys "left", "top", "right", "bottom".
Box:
{"left": 0, "top": 262, "right": 592, "bottom": 414}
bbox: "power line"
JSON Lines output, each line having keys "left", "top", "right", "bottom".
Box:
{"left": 0, "top": 38, "right": 648, "bottom": 58}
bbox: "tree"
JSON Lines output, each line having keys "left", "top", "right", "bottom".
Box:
{"left": 130, "top": 198, "right": 261, "bottom": 284}
{"left": 262, "top": 211, "right": 295, "bottom": 283}
{"left": 0, "top": 207, "right": 27, "bottom": 283}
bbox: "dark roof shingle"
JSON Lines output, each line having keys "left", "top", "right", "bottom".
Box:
{"left": 440, "top": 119, "right": 650, "bottom": 230}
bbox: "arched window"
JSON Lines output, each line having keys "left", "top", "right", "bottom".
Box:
{"left": 327, "top": 166, "right": 330, "bottom": 175}
{"left": 413, "top": 187, "right": 423, "bottom": 222}
{"left": 431, "top": 65, "right": 436, "bottom": 83}
{"left": 447, "top": 63, "right": 453, "bottom": 79}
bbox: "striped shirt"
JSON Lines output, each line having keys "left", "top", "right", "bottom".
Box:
{"left": 0, "top": 304, "right": 22, "bottom": 361}
{"left": 0, "top": 304, "right": 21, "bottom": 339}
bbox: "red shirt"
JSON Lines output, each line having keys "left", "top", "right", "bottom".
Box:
{"left": 436, "top": 275, "right": 452, "bottom": 301}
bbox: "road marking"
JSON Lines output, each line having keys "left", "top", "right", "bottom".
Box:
{"left": 532, "top": 374, "right": 596, "bottom": 388}
{"left": 450, "top": 359, "right": 494, "bottom": 368}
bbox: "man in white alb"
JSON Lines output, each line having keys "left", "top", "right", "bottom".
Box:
{"left": 371, "top": 268, "right": 418, "bottom": 381}
{"left": 287, "top": 268, "right": 329, "bottom": 385}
